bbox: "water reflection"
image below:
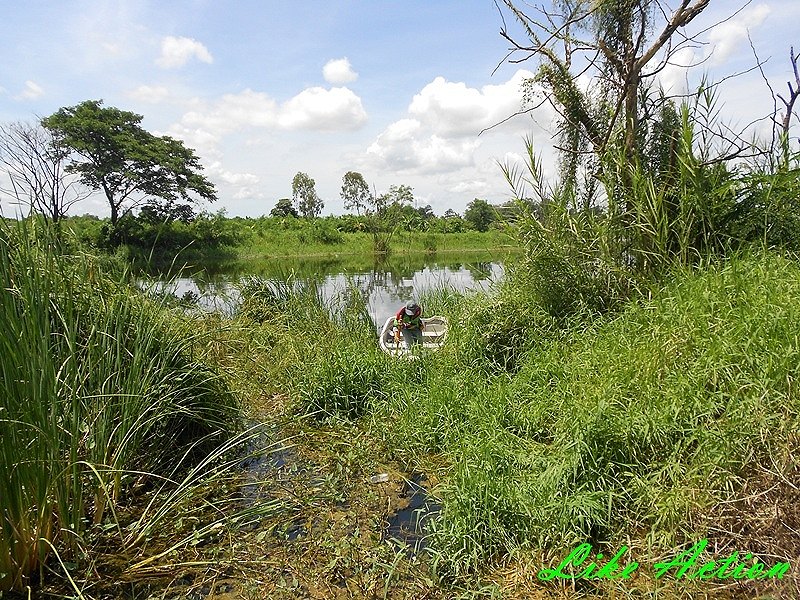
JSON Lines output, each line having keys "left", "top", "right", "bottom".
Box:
{"left": 145, "top": 252, "right": 506, "bottom": 327}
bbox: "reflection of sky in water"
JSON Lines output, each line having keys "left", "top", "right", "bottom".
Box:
{"left": 147, "top": 261, "right": 504, "bottom": 328}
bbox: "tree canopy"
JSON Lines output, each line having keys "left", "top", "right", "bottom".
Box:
{"left": 270, "top": 197, "right": 299, "bottom": 218}
{"left": 340, "top": 171, "right": 372, "bottom": 215}
{"left": 42, "top": 100, "right": 216, "bottom": 225}
{"left": 292, "top": 172, "right": 323, "bottom": 218}
{"left": 464, "top": 198, "right": 497, "bottom": 232}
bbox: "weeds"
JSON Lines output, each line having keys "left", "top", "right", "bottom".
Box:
{"left": 0, "top": 220, "right": 240, "bottom": 591}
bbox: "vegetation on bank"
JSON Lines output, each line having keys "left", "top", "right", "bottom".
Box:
{"left": 2, "top": 1, "right": 799, "bottom": 597}
{"left": 60, "top": 212, "right": 517, "bottom": 264}
{"left": 223, "top": 249, "right": 800, "bottom": 596}
{"left": 0, "top": 221, "right": 247, "bottom": 592}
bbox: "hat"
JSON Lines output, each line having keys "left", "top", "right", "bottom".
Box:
{"left": 404, "top": 300, "right": 419, "bottom": 315}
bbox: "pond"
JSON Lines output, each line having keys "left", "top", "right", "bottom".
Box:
{"left": 144, "top": 251, "right": 511, "bottom": 327}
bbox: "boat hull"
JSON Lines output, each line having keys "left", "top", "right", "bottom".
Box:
{"left": 378, "top": 315, "right": 448, "bottom": 357}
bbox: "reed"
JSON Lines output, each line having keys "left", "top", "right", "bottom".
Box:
{"left": 0, "top": 221, "right": 238, "bottom": 591}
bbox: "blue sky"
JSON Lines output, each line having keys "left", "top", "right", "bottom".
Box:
{"left": 1, "top": 1, "right": 798, "bottom": 217}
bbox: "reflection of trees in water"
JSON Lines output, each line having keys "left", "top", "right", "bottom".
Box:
{"left": 148, "top": 253, "right": 503, "bottom": 319}
{"left": 465, "top": 262, "right": 493, "bottom": 281}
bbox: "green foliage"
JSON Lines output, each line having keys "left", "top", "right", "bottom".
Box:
{"left": 361, "top": 253, "right": 800, "bottom": 577}
{"left": 297, "top": 218, "right": 345, "bottom": 245}
{"left": 270, "top": 197, "right": 299, "bottom": 218}
{"left": 42, "top": 100, "right": 216, "bottom": 226}
{"left": 725, "top": 162, "right": 800, "bottom": 250}
{"left": 95, "top": 209, "right": 239, "bottom": 261}
{"left": 340, "top": 171, "right": 373, "bottom": 215}
{"left": 463, "top": 198, "right": 498, "bottom": 232}
{"left": 297, "top": 343, "right": 391, "bottom": 419}
{"left": 0, "top": 221, "right": 237, "bottom": 591}
{"left": 292, "top": 171, "right": 323, "bottom": 218}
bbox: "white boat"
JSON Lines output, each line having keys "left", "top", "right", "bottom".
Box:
{"left": 378, "top": 315, "right": 448, "bottom": 357}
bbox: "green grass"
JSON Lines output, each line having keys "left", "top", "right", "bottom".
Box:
{"left": 237, "top": 228, "right": 515, "bottom": 259}
{"left": 0, "top": 221, "right": 240, "bottom": 591}
{"left": 385, "top": 252, "right": 800, "bottom": 578}
{"left": 258, "top": 250, "right": 800, "bottom": 585}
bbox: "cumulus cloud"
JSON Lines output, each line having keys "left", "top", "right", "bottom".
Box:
{"left": 278, "top": 86, "right": 366, "bottom": 130}
{"left": 15, "top": 80, "right": 44, "bottom": 100}
{"left": 706, "top": 4, "right": 770, "bottom": 65}
{"left": 365, "top": 70, "right": 548, "bottom": 175}
{"left": 178, "top": 86, "right": 366, "bottom": 136}
{"left": 323, "top": 58, "right": 358, "bottom": 84}
{"left": 156, "top": 36, "right": 213, "bottom": 69}
{"left": 205, "top": 161, "right": 261, "bottom": 199}
{"left": 408, "top": 70, "right": 535, "bottom": 137}
{"left": 367, "top": 124, "right": 479, "bottom": 174}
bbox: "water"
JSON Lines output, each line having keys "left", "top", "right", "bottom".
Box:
{"left": 144, "top": 253, "right": 507, "bottom": 327}
{"left": 384, "top": 473, "right": 441, "bottom": 556}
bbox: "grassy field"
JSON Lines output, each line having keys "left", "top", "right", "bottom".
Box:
{"left": 4, "top": 217, "right": 798, "bottom": 598}
{"left": 236, "top": 228, "right": 516, "bottom": 259}
{"left": 60, "top": 214, "right": 518, "bottom": 265}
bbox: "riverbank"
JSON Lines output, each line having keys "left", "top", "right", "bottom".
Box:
{"left": 61, "top": 214, "right": 518, "bottom": 266}
{"left": 196, "top": 251, "right": 799, "bottom": 598}
{"left": 4, "top": 220, "right": 798, "bottom": 598}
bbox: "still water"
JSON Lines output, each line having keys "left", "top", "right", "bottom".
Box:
{"left": 146, "top": 252, "right": 508, "bottom": 326}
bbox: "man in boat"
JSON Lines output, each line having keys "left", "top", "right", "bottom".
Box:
{"left": 394, "top": 300, "right": 424, "bottom": 350}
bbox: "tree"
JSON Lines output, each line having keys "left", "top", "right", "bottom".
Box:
{"left": 377, "top": 184, "right": 414, "bottom": 215}
{"left": 500, "top": 0, "right": 715, "bottom": 200}
{"left": 0, "top": 121, "right": 88, "bottom": 223}
{"left": 417, "top": 204, "right": 435, "bottom": 221}
{"left": 292, "top": 172, "right": 323, "bottom": 218}
{"left": 270, "top": 197, "right": 298, "bottom": 218}
{"left": 42, "top": 100, "right": 216, "bottom": 226}
{"left": 464, "top": 198, "right": 497, "bottom": 232}
{"left": 340, "top": 171, "right": 372, "bottom": 215}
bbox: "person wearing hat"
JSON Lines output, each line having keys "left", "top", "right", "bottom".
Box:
{"left": 393, "top": 300, "right": 424, "bottom": 350}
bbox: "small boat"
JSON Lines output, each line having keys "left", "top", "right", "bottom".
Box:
{"left": 378, "top": 315, "right": 449, "bottom": 357}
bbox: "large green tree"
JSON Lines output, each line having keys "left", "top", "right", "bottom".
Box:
{"left": 292, "top": 172, "right": 323, "bottom": 218}
{"left": 42, "top": 100, "right": 216, "bottom": 225}
{"left": 464, "top": 198, "right": 497, "bottom": 232}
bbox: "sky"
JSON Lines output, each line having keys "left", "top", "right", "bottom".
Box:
{"left": 1, "top": 1, "right": 798, "bottom": 218}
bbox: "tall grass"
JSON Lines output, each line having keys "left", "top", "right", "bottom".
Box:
{"left": 373, "top": 252, "right": 800, "bottom": 577}
{"left": 0, "top": 221, "right": 238, "bottom": 591}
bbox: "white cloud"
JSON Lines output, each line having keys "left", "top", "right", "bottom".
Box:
{"left": 278, "top": 86, "right": 366, "bottom": 130}
{"left": 367, "top": 129, "right": 479, "bottom": 174}
{"left": 653, "top": 46, "right": 697, "bottom": 96}
{"left": 408, "top": 70, "right": 536, "bottom": 137}
{"left": 15, "top": 80, "right": 44, "bottom": 100}
{"left": 129, "top": 84, "right": 171, "bottom": 103}
{"left": 365, "top": 70, "right": 549, "bottom": 176}
{"left": 177, "top": 86, "right": 366, "bottom": 137}
{"left": 706, "top": 4, "right": 770, "bottom": 65}
{"left": 323, "top": 58, "right": 358, "bottom": 84}
{"left": 447, "top": 179, "right": 490, "bottom": 195}
{"left": 156, "top": 36, "right": 213, "bottom": 69}
{"left": 205, "top": 161, "right": 261, "bottom": 200}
